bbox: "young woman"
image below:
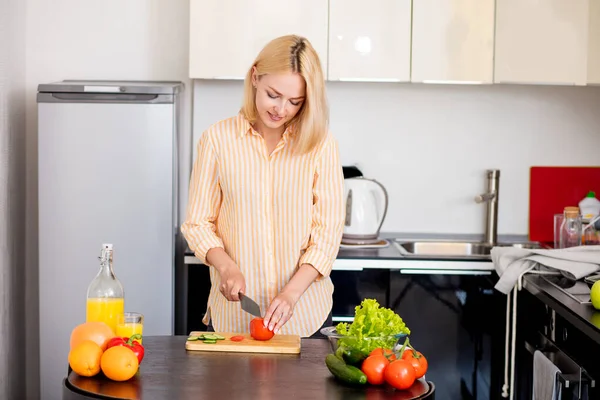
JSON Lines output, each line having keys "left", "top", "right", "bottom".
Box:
{"left": 181, "top": 34, "right": 345, "bottom": 338}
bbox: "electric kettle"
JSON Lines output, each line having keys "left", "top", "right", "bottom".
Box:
{"left": 342, "top": 177, "right": 389, "bottom": 243}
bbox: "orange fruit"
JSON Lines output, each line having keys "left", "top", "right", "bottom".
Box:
{"left": 101, "top": 346, "right": 139, "bottom": 382}
{"left": 68, "top": 340, "right": 103, "bottom": 377}
{"left": 70, "top": 321, "right": 115, "bottom": 351}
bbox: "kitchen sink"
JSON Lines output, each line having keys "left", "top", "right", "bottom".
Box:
{"left": 394, "top": 239, "right": 543, "bottom": 260}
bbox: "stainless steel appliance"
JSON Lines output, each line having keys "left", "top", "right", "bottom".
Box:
{"left": 542, "top": 275, "right": 592, "bottom": 305}
{"left": 37, "top": 80, "right": 182, "bottom": 399}
{"left": 516, "top": 286, "right": 598, "bottom": 399}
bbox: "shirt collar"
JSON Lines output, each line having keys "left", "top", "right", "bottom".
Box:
{"left": 238, "top": 113, "right": 296, "bottom": 139}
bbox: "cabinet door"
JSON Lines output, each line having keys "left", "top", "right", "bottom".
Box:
{"left": 588, "top": 1, "right": 600, "bottom": 84}
{"left": 189, "top": 0, "right": 328, "bottom": 79}
{"left": 494, "top": 0, "right": 589, "bottom": 85}
{"left": 411, "top": 0, "right": 495, "bottom": 84}
{"left": 328, "top": 0, "right": 412, "bottom": 82}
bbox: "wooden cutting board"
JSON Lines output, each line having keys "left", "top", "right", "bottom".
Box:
{"left": 184, "top": 331, "right": 302, "bottom": 354}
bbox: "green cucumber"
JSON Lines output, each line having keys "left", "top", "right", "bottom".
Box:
{"left": 187, "top": 336, "right": 199, "bottom": 341}
{"left": 341, "top": 348, "right": 368, "bottom": 366}
{"left": 203, "top": 339, "right": 217, "bottom": 344}
{"left": 325, "top": 354, "right": 367, "bottom": 385}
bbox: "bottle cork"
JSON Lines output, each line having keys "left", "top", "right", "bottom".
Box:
{"left": 564, "top": 206, "right": 580, "bottom": 218}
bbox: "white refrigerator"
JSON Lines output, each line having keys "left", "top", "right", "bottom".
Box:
{"left": 37, "top": 80, "right": 182, "bottom": 399}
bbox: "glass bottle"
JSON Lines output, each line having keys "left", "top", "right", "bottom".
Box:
{"left": 86, "top": 243, "right": 124, "bottom": 334}
{"left": 583, "top": 215, "right": 600, "bottom": 245}
{"left": 559, "top": 206, "right": 583, "bottom": 249}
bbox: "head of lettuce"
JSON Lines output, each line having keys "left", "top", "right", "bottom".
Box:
{"left": 335, "top": 299, "right": 411, "bottom": 354}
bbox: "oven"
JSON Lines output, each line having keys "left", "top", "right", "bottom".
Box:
{"left": 515, "top": 289, "right": 599, "bottom": 399}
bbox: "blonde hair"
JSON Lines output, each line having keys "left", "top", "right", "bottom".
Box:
{"left": 240, "top": 35, "right": 328, "bottom": 154}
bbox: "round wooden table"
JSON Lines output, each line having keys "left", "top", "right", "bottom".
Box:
{"left": 63, "top": 336, "right": 435, "bottom": 400}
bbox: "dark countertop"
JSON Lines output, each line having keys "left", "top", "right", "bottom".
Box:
{"left": 184, "top": 231, "right": 534, "bottom": 265}
{"left": 63, "top": 336, "right": 434, "bottom": 400}
{"left": 523, "top": 274, "right": 600, "bottom": 343}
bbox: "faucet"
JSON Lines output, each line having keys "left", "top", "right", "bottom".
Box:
{"left": 474, "top": 169, "right": 500, "bottom": 246}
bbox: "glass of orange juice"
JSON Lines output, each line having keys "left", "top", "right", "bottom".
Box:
{"left": 116, "top": 312, "right": 144, "bottom": 344}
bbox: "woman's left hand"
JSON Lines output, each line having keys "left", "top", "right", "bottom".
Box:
{"left": 263, "top": 291, "right": 298, "bottom": 334}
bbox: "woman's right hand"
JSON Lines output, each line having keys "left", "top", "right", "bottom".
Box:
{"left": 217, "top": 264, "right": 246, "bottom": 301}
{"left": 207, "top": 248, "right": 246, "bottom": 301}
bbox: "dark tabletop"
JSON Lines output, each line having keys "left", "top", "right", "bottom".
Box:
{"left": 64, "top": 336, "right": 434, "bottom": 400}
{"left": 523, "top": 275, "right": 600, "bottom": 343}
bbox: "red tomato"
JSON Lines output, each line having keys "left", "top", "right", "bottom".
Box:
{"left": 361, "top": 355, "right": 390, "bottom": 385}
{"left": 402, "top": 349, "right": 428, "bottom": 379}
{"left": 250, "top": 317, "right": 274, "bottom": 341}
{"left": 369, "top": 348, "right": 397, "bottom": 361}
{"left": 384, "top": 359, "right": 416, "bottom": 390}
{"left": 230, "top": 335, "right": 245, "bottom": 342}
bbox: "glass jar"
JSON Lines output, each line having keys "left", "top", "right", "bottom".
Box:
{"left": 559, "top": 206, "right": 582, "bottom": 248}
{"left": 86, "top": 244, "right": 125, "bottom": 334}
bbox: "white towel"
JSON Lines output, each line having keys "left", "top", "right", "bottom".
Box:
{"left": 492, "top": 245, "right": 600, "bottom": 295}
{"left": 532, "top": 350, "right": 561, "bottom": 400}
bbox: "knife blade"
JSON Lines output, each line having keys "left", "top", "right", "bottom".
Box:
{"left": 240, "top": 293, "right": 262, "bottom": 317}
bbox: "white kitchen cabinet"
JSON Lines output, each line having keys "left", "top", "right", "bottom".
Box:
{"left": 328, "top": 0, "right": 412, "bottom": 82}
{"left": 189, "top": 0, "right": 328, "bottom": 79}
{"left": 588, "top": 1, "right": 600, "bottom": 84}
{"left": 411, "top": 0, "right": 495, "bottom": 84}
{"left": 494, "top": 0, "right": 589, "bottom": 85}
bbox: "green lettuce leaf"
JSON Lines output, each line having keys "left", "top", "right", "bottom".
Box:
{"left": 335, "top": 299, "right": 410, "bottom": 354}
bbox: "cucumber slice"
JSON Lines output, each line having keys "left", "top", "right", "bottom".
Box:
{"left": 203, "top": 334, "right": 219, "bottom": 340}
{"left": 187, "top": 336, "right": 199, "bottom": 341}
{"left": 203, "top": 339, "right": 217, "bottom": 344}
{"left": 213, "top": 334, "right": 225, "bottom": 340}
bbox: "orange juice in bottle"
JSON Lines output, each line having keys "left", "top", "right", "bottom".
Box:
{"left": 86, "top": 244, "right": 124, "bottom": 334}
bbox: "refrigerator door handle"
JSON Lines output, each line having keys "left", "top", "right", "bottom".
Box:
{"left": 37, "top": 92, "right": 174, "bottom": 104}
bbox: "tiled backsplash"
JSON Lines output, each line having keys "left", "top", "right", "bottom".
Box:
{"left": 192, "top": 80, "right": 600, "bottom": 236}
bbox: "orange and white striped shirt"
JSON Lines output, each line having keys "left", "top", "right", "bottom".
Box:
{"left": 181, "top": 113, "right": 345, "bottom": 337}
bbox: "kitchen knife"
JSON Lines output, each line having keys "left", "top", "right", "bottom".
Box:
{"left": 240, "top": 293, "right": 262, "bottom": 317}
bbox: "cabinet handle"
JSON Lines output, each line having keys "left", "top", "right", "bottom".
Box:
{"left": 333, "top": 266, "right": 364, "bottom": 271}
{"left": 399, "top": 269, "right": 492, "bottom": 276}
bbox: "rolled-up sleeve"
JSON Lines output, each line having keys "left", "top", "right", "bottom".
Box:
{"left": 299, "top": 135, "right": 346, "bottom": 278}
{"left": 181, "top": 130, "right": 224, "bottom": 265}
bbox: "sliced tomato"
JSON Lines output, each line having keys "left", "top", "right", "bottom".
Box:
{"left": 230, "top": 335, "right": 245, "bottom": 342}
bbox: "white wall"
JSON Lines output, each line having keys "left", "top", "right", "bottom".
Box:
{"left": 192, "top": 80, "right": 600, "bottom": 236}
{"left": 25, "top": 1, "right": 192, "bottom": 398}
